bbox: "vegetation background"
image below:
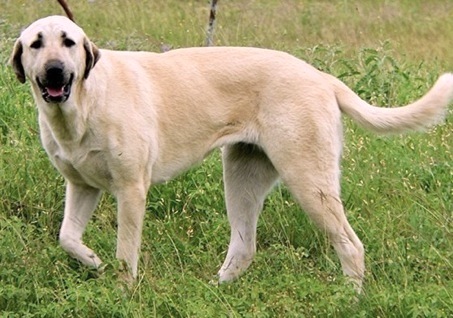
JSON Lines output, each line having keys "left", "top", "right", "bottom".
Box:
{"left": 0, "top": 0, "right": 452, "bottom": 316}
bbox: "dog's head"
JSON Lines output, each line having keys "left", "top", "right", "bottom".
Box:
{"left": 9, "top": 15, "right": 100, "bottom": 104}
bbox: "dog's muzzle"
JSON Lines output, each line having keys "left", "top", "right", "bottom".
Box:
{"left": 37, "top": 60, "right": 74, "bottom": 103}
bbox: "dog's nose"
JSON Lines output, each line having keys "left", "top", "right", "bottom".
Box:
{"left": 44, "top": 60, "right": 65, "bottom": 85}
{"left": 46, "top": 66, "right": 63, "bottom": 77}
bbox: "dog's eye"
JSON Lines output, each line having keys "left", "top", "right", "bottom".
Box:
{"left": 30, "top": 40, "right": 42, "bottom": 49}
{"left": 63, "top": 38, "right": 76, "bottom": 48}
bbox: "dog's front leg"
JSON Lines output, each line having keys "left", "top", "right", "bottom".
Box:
{"left": 59, "top": 182, "right": 103, "bottom": 268}
{"left": 115, "top": 185, "right": 147, "bottom": 282}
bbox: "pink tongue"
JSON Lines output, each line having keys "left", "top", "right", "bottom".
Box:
{"left": 47, "top": 87, "right": 64, "bottom": 97}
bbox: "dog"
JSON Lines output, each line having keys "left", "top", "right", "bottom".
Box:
{"left": 10, "top": 15, "right": 453, "bottom": 291}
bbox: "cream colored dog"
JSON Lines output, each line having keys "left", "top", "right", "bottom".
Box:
{"left": 10, "top": 15, "right": 453, "bottom": 290}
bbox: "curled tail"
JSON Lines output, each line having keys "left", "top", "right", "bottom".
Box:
{"left": 328, "top": 73, "right": 453, "bottom": 134}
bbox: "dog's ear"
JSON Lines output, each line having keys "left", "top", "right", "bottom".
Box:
{"left": 9, "top": 39, "right": 26, "bottom": 84}
{"left": 83, "top": 38, "right": 100, "bottom": 79}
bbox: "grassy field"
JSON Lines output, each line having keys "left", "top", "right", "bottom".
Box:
{"left": 1, "top": 0, "right": 452, "bottom": 317}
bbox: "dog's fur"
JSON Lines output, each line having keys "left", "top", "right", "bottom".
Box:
{"left": 10, "top": 16, "right": 453, "bottom": 290}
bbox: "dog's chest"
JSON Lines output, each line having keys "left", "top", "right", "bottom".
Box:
{"left": 50, "top": 146, "right": 112, "bottom": 190}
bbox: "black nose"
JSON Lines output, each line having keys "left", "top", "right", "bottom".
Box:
{"left": 44, "top": 60, "right": 65, "bottom": 86}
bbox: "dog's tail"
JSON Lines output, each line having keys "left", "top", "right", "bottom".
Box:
{"left": 328, "top": 73, "right": 453, "bottom": 134}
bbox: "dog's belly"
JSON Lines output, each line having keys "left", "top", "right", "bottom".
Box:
{"left": 150, "top": 149, "right": 214, "bottom": 184}
{"left": 150, "top": 123, "right": 257, "bottom": 184}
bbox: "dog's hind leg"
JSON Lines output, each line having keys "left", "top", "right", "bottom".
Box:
{"left": 268, "top": 136, "right": 365, "bottom": 291}
{"left": 287, "top": 177, "right": 365, "bottom": 291}
{"left": 218, "top": 143, "right": 279, "bottom": 282}
{"left": 59, "top": 182, "right": 103, "bottom": 269}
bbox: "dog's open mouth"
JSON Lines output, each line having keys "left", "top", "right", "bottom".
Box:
{"left": 37, "top": 73, "right": 74, "bottom": 103}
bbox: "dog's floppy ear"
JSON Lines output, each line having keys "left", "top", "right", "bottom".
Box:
{"left": 83, "top": 37, "right": 100, "bottom": 79}
{"left": 9, "top": 39, "right": 26, "bottom": 84}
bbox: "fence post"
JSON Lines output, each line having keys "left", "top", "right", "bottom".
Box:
{"left": 206, "top": 0, "right": 219, "bottom": 47}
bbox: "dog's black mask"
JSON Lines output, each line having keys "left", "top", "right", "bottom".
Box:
{"left": 37, "top": 59, "right": 74, "bottom": 103}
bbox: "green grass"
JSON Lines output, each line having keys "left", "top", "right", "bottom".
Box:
{"left": 1, "top": 0, "right": 452, "bottom": 316}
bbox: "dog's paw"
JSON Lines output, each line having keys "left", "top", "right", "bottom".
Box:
{"left": 217, "top": 257, "right": 253, "bottom": 283}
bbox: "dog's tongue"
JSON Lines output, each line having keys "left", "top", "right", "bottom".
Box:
{"left": 47, "top": 87, "right": 64, "bottom": 97}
